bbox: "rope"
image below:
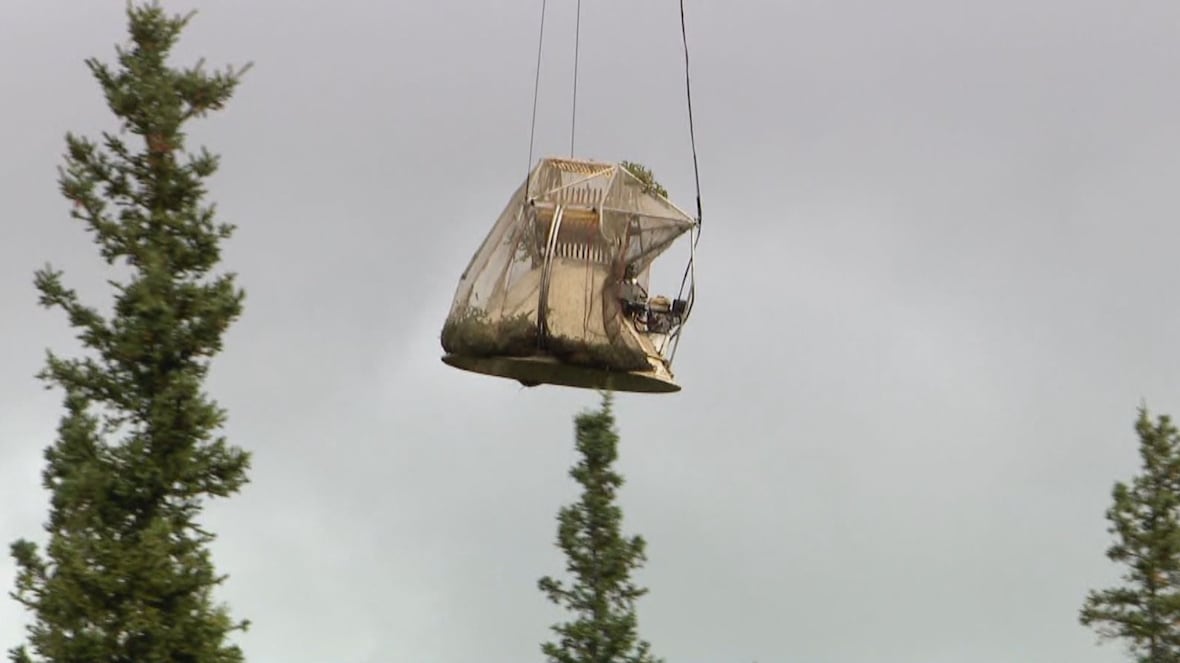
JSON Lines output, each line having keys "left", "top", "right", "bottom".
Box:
{"left": 673, "top": 0, "right": 701, "bottom": 324}
{"left": 525, "top": 0, "right": 548, "bottom": 203}
{"left": 679, "top": 0, "right": 702, "bottom": 236}
{"left": 570, "top": 0, "right": 583, "bottom": 156}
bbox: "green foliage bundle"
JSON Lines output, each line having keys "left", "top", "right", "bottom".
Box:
{"left": 441, "top": 307, "right": 650, "bottom": 373}
{"left": 619, "top": 161, "right": 668, "bottom": 199}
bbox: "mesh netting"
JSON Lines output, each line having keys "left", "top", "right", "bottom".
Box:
{"left": 442, "top": 157, "right": 696, "bottom": 373}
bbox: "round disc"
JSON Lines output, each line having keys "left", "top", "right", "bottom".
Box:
{"left": 441, "top": 353, "right": 681, "bottom": 394}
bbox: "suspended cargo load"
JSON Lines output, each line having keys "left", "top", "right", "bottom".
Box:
{"left": 441, "top": 157, "right": 698, "bottom": 393}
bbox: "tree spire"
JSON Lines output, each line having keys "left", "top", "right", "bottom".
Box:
{"left": 539, "top": 392, "right": 662, "bottom": 663}
{"left": 1080, "top": 406, "right": 1180, "bottom": 662}
{"left": 9, "top": 3, "right": 252, "bottom": 661}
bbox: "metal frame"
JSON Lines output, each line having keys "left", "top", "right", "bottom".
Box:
{"left": 535, "top": 203, "right": 566, "bottom": 345}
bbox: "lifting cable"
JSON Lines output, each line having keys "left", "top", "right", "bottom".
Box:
{"left": 680, "top": 0, "right": 703, "bottom": 237}
{"left": 524, "top": 0, "right": 548, "bottom": 203}
{"left": 525, "top": 0, "right": 701, "bottom": 226}
{"left": 570, "top": 0, "right": 582, "bottom": 156}
{"left": 525, "top": 0, "right": 582, "bottom": 196}
{"left": 673, "top": 0, "right": 701, "bottom": 333}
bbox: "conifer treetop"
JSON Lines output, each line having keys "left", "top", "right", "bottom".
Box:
{"left": 1080, "top": 406, "right": 1180, "bottom": 662}
{"left": 9, "top": 4, "right": 252, "bottom": 662}
{"left": 539, "top": 393, "right": 663, "bottom": 663}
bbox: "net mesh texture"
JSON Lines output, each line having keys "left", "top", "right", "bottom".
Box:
{"left": 442, "top": 157, "right": 696, "bottom": 373}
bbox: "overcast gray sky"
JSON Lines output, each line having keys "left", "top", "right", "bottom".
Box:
{"left": 4, "top": 1, "right": 1180, "bottom": 661}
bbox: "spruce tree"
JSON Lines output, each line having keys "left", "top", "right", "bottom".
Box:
{"left": 1080, "top": 407, "right": 1180, "bottom": 662}
{"left": 538, "top": 393, "right": 662, "bottom": 663}
{"left": 8, "top": 3, "right": 252, "bottom": 661}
